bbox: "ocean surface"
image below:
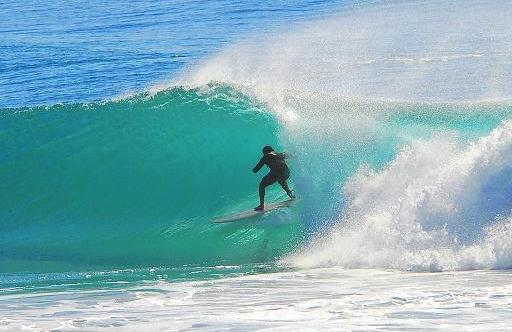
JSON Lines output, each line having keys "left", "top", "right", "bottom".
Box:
{"left": 2, "top": 0, "right": 512, "bottom": 330}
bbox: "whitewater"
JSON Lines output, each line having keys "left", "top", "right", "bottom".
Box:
{"left": 2, "top": 0, "right": 512, "bottom": 330}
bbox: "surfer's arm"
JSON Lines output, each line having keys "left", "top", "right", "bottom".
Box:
{"left": 253, "top": 158, "right": 265, "bottom": 173}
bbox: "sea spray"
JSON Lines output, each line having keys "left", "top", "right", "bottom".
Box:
{"left": 178, "top": 0, "right": 512, "bottom": 103}
{"left": 286, "top": 120, "right": 512, "bottom": 271}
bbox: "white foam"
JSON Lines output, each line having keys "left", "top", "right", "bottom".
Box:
{"left": 286, "top": 120, "right": 512, "bottom": 271}
{"left": 3, "top": 269, "right": 512, "bottom": 331}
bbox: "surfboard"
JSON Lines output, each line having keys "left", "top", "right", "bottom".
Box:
{"left": 213, "top": 199, "right": 296, "bottom": 224}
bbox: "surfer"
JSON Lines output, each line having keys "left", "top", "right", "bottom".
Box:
{"left": 253, "top": 145, "right": 295, "bottom": 211}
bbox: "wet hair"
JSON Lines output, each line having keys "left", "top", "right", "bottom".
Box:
{"left": 262, "top": 145, "right": 274, "bottom": 154}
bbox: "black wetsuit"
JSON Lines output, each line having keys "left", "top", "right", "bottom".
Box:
{"left": 253, "top": 152, "right": 290, "bottom": 186}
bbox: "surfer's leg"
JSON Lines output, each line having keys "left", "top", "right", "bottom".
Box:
{"left": 278, "top": 180, "right": 295, "bottom": 199}
{"left": 256, "top": 182, "right": 266, "bottom": 210}
{"left": 255, "top": 174, "right": 277, "bottom": 210}
{"left": 278, "top": 170, "right": 294, "bottom": 199}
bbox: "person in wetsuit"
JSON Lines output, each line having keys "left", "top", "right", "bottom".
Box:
{"left": 253, "top": 145, "right": 295, "bottom": 211}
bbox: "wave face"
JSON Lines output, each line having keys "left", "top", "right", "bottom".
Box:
{"left": 0, "top": 85, "right": 302, "bottom": 273}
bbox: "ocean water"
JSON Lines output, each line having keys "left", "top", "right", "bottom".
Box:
{"left": 2, "top": 0, "right": 512, "bottom": 330}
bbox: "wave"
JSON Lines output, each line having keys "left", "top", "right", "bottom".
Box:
{"left": 3, "top": 0, "right": 512, "bottom": 276}
{"left": 3, "top": 85, "right": 512, "bottom": 274}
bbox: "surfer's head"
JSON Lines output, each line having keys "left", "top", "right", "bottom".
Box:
{"left": 262, "top": 145, "right": 274, "bottom": 154}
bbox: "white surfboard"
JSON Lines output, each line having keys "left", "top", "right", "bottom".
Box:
{"left": 213, "top": 199, "right": 296, "bottom": 224}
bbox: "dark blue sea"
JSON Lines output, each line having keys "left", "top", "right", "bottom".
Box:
{"left": 1, "top": 0, "right": 344, "bottom": 108}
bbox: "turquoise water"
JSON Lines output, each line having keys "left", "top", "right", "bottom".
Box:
{"left": 0, "top": 84, "right": 303, "bottom": 274}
